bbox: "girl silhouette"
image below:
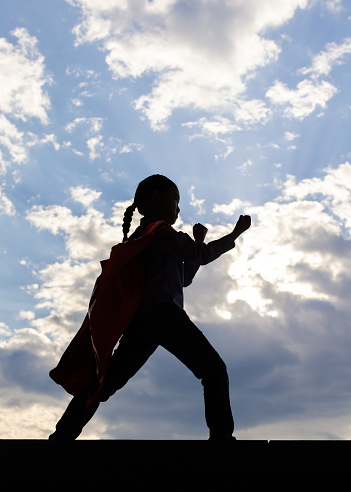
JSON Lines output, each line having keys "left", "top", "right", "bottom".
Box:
{"left": 49, "top": 174, "right": 251, "bottom": 440}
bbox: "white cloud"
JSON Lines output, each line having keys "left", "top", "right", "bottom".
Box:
{"left": 233, "top": 99, "right": 272, "bottom": 126}
{"left": 281, "top": 161, "right": 351, "bottom": 232}
{"left": 284, "top": 131, "right": 299, "bottom": 141}
{"left": 0, "top": 399, "right": 64, "bottom": 439}
{"left": 183, "top": 116, "right": 239, "bottom": 160}
{"left": 71, "top": 98, "right": 84, "bottom": 107}
{"left": 0, "top": 186, "right": 15, "bottom": 216}
{"left": 0, "top": 28, "right": 55, "bottom": 182}
{"left": 67, "top": 0, "right": 309, "bottom": 129}
{"left": 184, "top": 116, "right": 241, "bottom": 138}
{"left": 210, "top": 162, "right": 351, "bottom": 319}
{"left": 120, "top": 142, "right": 144, "bottom": 154}
{"left": 87, "top": 135, "right": 104, "bottom": 160}
{"left": 266, "top": 78, "right": 338, "bottom": 119}
{"left": 26, "top": 205, "right": 116, "bottom": 261}
{"left": 0, "top": 28, "right": 51, "bottom": 124}
{"left": 212, "top": 198, "right": 250, "bottom": 216}
{"left": 65, "top": 117, "right": 87, "bottom": 133}
{"left": 0, "top": 322, "right": 11, "bottom": 337}
{"left": 70, "top": 186, "right": 102, "bottom": 208}
{"left": 17, "top": 310, "right": 35, "bottom": 321}
{"left": 65, "top": 116, "right": 104, "bottom": 135}
{"left": 238, "top": 158, "right": 254, "bottom": 176}
{"left": 65, "top": 117, "right": 105, "bottom": 160}
{"left": 0, "top": 115, "right": 61, "bottom": 175}
{"left": 266, "top": 37, "right": 351, "bottom": 121}
{"left": 300, "top": 37, "right": 351, "bottom": 79}
{"left": 189, "top": 186, "right": 205, "bottom": 215}
{"left": 324, "top": 0, "right": 343, "bottom": 13}
{"left": 0, "top": 115, "right": 27, "bottom": 168}
{"left": 64, "top": 116, "right": 140, "bottom": 160}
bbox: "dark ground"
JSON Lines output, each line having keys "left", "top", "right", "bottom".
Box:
{"left": 1, "top": 439, "right": 349, "bottom": 489}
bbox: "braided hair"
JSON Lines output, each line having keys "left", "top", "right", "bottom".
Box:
{"left": 122, "top": 174, "right": 176, "bottom": 242}
{"left": 122, "top": 202, "right": 137, "bottom": 242}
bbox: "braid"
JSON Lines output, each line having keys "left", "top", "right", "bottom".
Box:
{"left": 122, "top": 202, "right": 136, "bottom": 242}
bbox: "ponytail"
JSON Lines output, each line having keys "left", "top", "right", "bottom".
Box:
{"left": 122, "top": 202, "right": 137, "bottom": 242}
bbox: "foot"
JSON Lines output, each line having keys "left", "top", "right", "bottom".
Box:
{"left": 208, "top": 434, "right": 236, "bottom": 441}
{"left": 48, "top": 431, "right": 75, "bottom": 441}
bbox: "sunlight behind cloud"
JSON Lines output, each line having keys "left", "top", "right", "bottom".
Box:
{"left": 66, "top": 0, "right": 309, "bottom": 129}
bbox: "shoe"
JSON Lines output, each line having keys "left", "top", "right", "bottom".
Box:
{"left": 48, "top": 431, "right": 75, "bottom": 441}
{"left": 208, "top": 434, "right": 236, "bottom": 441}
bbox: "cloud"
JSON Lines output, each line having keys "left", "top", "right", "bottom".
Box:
{"left": 0, "top": 115, "right": 61, "bottom": 176}
{"left": 183, "top": 116, "right": 241, "bottom": 138}
{"left": 284, "top": 131, "right": 299, "bottom": 142}
{"left": 65, "top": 116, "right": 107, "bottom": 160}
{"left": 266, "top": 79, "right": 338, "bottom": 119}
{"left": 238, "top": 158, "right": 254, "bottom": 176}
{"left": 0, "top": 186, "right": 15, "bottom": 216}
{"left": 70, "top": 186, "right": 102, "bottom": 208}
{"left": 210, "top": 162, "right": 351, "bottom": 318}
{"left": 66, "top": 0, "right": 309, "bottom": 129}
{"left": 87, "top": 134, "right": 104, "bottom": 160}
{"left": 0, "top": 322, "right": 11, "bottom": 337}
{"left": 212, "top": 198, "right": 250, "bottom": 216}
{"left": 26, "top": 189, "right": 124, "bottom": 261}
{"left": 64, "top": 116, "right": 143, "bottom": 160}
{"left": 281, "top": 162, "right": 351, "bottom": 232}
{"left": 182, "top": 116, "right": 239, "bottom": 160}
{"left": 120, "top": 143, "right": 144, "bottom": 154}
{"left": 233, "top": 99, "right": 272, "bottom": 126}
{"left": 189, "top": 186, "right": 205, "bottom": 215}
{"left": 266, "top": 37, "right": 351, "bottom": 120}
{"left": 0, "top": 28, "right": 51, "bottom": 124}
{"left": 324, "top": 0, "right": 343, "bottom": 13}
{"left": 0, "top": 115, "right": 27, "bottom": 171}
{"left": 0, "top": 28, "right": 54, "bottom": 181}
{"left": 300, "top": 37, "right": 351, "bottom": 79}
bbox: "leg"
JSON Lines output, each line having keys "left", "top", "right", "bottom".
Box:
{"left": 143, "top": 303, "right": 235, "bottom": 439}
{"left": 49, "top": 321, "right": 158, "bottom": 440}
{"left": 49, "top": 394, "right": 100, "bottom": 441}
{"left": 100, "top": 320, "right": 158, "bottom": 401}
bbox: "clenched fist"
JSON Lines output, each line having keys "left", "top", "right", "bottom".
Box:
{"left": 232, "top": 215, "right": 251, "bottom": 240}
{"left": 193, "top": 223, "right": 208, "bottom": 243}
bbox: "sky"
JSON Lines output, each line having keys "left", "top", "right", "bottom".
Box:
{"left": 0, "top": 0, "right": 351, "bottom": 440}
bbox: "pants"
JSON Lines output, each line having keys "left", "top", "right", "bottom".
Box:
{"left": 51, "top": 302, "right": 234, "bottom": 440}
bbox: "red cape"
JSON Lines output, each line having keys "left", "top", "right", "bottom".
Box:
{"left": 49, "top": 220, "right": 170, "bottom": 406}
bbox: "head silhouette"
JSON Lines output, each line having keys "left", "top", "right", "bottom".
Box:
{"left": 122, "top": 174, "right": 179, "bottom": 241}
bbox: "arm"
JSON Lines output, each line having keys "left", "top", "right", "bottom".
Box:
{"left": 161, "top": 215, "right": 251, "bottom": 265}
{"left": 183, "top": 223, "right": 208, "bottom": 286}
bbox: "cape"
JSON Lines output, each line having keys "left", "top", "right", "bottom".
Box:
{"left": 49, "top": 220, "right": 171, "bottom": 406}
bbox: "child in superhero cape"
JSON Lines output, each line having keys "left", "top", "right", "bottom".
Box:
{"left": 49, "top": 174, "right": 251, "bottom": 440}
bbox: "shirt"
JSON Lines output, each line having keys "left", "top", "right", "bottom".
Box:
{"left": 134, "top": 218, "right": 235, "bottom": 314}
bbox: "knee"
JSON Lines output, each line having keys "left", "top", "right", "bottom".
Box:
{"left": 202, "top": 353, "right": 228, "bottom": 382}
{"left": 99, "top": 376, "right": 129, "bottom": 402}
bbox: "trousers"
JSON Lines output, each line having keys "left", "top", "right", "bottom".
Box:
{"left": 51, "top": 302, "right": 234, "bottom": 440}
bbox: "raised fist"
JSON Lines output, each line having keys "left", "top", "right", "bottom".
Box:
{"left": 233, "top": 215, "right": 251, "bottom": 238}
{"left": 193, "top": 223, "right": 208, "bottom": 243}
